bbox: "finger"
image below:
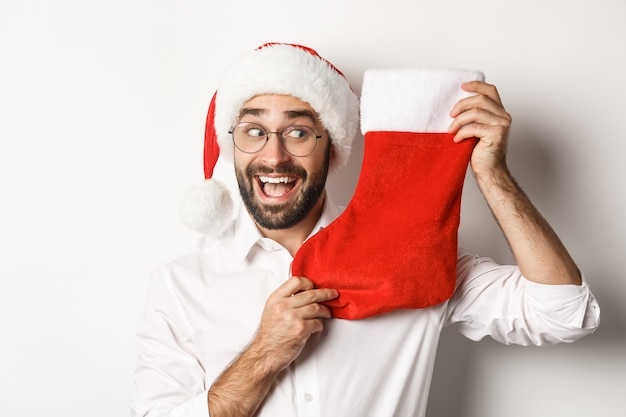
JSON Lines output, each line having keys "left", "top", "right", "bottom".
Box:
{"left": 291, "top": 287, "right": 339, "bottom": 308}
{"left": 275, "top": 276, "right": 315, "bottom": 298}
{"left": 449, "top": 93, "right": 509, "bottom": 121}
{"left": 299, "top": 302, "right": 333, "bottom": 320}
{"left": 304, "top": 318, "right": 325, "bottom": 335}
{"left": 449, "top": 107, "right": 510, "bottom": 135}
{"left": 453, "top": 122, "right": 508, "bottom": 144}
{"left": 460, "top": 80, "right": 504, "bottom": 106}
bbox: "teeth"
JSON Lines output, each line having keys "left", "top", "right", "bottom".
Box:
{"left": 259, "top": 176, "right": 296, "bottom": 184}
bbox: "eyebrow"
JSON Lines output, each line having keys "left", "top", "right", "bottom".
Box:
{"left": 238, "top": 108, "right": 319, "bottom": 124}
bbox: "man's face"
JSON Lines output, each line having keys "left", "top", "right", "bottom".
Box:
{"left": 234, "top": 94, "right": 332, "bottom": 231}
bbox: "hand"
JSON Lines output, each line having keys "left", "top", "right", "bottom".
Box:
{"left": 252, "top": 276, "right": 338, "bottom": 372}
{"left": 448, "top": 81, "right": 512, "bottom": 179}
{"left": 207, "top": 278, "right": 337, "bottom": 416}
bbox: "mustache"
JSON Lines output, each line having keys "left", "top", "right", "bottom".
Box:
{"left": 246, "top": 163, "right": 308, "bottom": 178}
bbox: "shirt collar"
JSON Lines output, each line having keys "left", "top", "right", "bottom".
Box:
{"left": 233, "top": 192, "right": 342, "bottom": 263}
{"left": 308, "top": 193, "right": 341, "bottom": 238}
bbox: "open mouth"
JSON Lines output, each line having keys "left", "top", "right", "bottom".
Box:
{"left": 258, "top": 175, "right": 298, "bottom": 198}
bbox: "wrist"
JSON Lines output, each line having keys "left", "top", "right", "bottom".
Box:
{"left": 242, "top": 339, "right": 284, "bottom": 378}
{"left": 475, "top": 164, "right": 515, "bottom": 193}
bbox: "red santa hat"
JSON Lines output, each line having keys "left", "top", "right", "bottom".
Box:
{"left": 181, "top": 43, "right": 360, "bottom": 235}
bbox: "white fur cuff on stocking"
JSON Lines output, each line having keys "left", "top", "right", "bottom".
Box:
{"left": 360, "top": 68, "right": 485, "bottom": 134}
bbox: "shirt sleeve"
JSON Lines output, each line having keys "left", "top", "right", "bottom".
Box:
{"left": 131, "top": 265, "right": 209, "bottom": 417}
{"left": 444, "top": 249, "right": 601, "bottom": 346}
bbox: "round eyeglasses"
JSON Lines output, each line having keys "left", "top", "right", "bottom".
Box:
{"left": 229, "top": 122, "right": 322, "bottom": 157}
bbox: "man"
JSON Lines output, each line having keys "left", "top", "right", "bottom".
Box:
{"left": 131, "top": 43, "right": 600, "bottom": 417}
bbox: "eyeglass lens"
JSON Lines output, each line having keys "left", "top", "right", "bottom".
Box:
{"left": 231, "top": 122, "right": 319, "bottom": 156}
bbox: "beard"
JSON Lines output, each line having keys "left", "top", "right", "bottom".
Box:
{"left": 235, "top": 147, "right": 331, "bottom": 231}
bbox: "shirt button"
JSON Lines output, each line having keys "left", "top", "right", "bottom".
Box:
{"left": 304, "top": 393, "right": 313, "bottom": 402}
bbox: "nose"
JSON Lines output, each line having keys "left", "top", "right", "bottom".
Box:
{"left": 259, "top": 132, "right": 290, "bottom": 166}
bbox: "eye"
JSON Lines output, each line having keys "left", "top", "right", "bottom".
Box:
{"left": 245, "top": 126, "right": 265, "bottom": 138}
{"left": 284, "top": 126, "right": 312, "bottom": 140}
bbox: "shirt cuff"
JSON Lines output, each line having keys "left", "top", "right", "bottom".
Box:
{"left": 171, "top": 391, "right": 209, "bottom": 417}
{"left": 523, "top": 276, "right": 600, "bottom": 329}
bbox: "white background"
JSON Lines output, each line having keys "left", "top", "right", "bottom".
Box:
{"left": 1, "top": 1, "right": 624, "bottom": 416}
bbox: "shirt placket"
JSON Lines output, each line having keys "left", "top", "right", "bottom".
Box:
{"left": 293, "top": 332, "right": 322, "bottom": 417}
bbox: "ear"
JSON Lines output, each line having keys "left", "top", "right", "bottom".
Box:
{"left": 328, "top": 135, "right": 336, "bottom": 161}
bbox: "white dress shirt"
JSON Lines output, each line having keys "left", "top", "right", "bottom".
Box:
{"left": 131, "top": 196, "right": 600, "bottom": 417}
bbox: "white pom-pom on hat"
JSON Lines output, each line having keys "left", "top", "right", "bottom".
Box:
{"left": 180, "top": 178, "right": 235, "bottom": 236}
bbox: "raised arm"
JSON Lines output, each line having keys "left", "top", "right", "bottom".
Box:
{"left": 448, "top": 81, "right": 581, "bottom": 286}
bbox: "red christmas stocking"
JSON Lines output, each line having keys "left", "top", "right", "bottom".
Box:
{"left": 292, "top": 68, "right": 485, "bottom": 320}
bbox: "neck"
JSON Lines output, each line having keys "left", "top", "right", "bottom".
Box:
{"left": 257, "top": 192, "right": 326, "bottom": 257}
